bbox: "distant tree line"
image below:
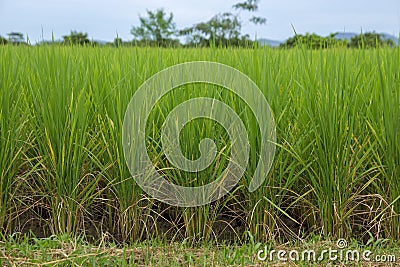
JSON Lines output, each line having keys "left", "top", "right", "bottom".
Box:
{"left": 348, "top": 32, "right": 395, "bottom": 48}
{"left": 62, "top": 31, "right": 93, "bottom": 45}
{"left": 1, "top": 29, "right": 396, "bottom": 49}
{"left": 279, "top": 32, "right": 396, "bottom": 49}
{"left": 0, "top": 0, "right": 397, "bottom": 49}
{"left": 0, "top": 0, "right": 266, "bottom": 48}
{"left": 0, "top": 32, "right": 27, "bottom": 45}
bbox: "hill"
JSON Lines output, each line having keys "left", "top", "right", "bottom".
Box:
{"left": 333, "top": 32, "right": 398, "bottom": 45}
{"left": 257, "top": 38, "right": 283, "bottom": 47}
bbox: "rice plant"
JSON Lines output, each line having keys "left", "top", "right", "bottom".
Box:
{"left": 22, "top": 46, "right": 101, "bottom": 234}
{"left": 0, "top": 44, "right": 399, "bottom": 244}
{"left": 0, "top": 46, "right": 29, "bottom": 233}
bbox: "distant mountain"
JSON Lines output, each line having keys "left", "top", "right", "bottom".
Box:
{"left": 92, "top": 39, "right": 108, "bottom": 45}
{"left": 257, "top": 38, "right": 283, "bottom": 47}
{"left": 333, "top": 32, "right": 398, "bottom": 45}
{"left": 332, "top": 32, "right": 358, "bottom": 40}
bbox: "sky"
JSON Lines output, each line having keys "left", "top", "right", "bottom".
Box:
{"left": 0, "top": 0, "right": 399, "bottom": 43}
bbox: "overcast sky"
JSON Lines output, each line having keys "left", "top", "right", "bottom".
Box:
{"left": 0, "top": 0, "right": 399, "bottom": 43}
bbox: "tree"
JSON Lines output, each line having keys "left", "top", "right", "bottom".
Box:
{"left": 180, "top": 12, "right": 244, "bottom": 47}
{"left": 7, "top": 32, "right": 24, "bottom": 44}
{"left": 349, "top": 32, "right": 393, "bottom": 48}
{"left": 180, "top": 0, "right": 265, "bottom": 47}
{"left": 232, "top": 0, "right": 266, "bottom": 26}
{"left": 280, "top": 33, "right": 347, "bottom": 49}
{"left": 131, "top": 9, "right": 177, "bottom": 46}
{"left": 63, "top": 31, "right": 91, "bottom": 45}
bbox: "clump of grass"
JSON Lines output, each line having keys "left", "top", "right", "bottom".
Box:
{"left": 0, "top": 46, "right": 29, "bottom": 233}
{"left": 23, "top": 46, "right": 101, "bottom": 234}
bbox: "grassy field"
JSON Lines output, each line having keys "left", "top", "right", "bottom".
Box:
{"left": 0, "top": 45, "right": 400, "bottom": 263}
{"left": 1, "top": 234, "right": 399, "bottom": 266}
{"left": 0, "top": 233, "right": 274, "bottom": 266}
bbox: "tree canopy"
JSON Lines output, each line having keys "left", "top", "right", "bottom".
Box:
{"left": 280, "top": 33, "right": 347, "bottom": 49}
{"left": 7, "top": 32, "right": 25, "bottom": 44}
{"left": 233, "top": 0, "right": 266, "bottom": 25}
{"left": 180, "top": 12, "right": 245, "bottom": 47}
{"left": 179, "top": 0, "right": 265, "bottom": 47}
{"left": 63, "top": 31, "right": 91, "bottom": 45}
{"left": 131, "top": 8, "right": 178, "bottom": 46}
{"left": 280, "top": 32, "right": 396, "bottom": 49}
{"left": 349, "top": 32, "right": 395, "bottom": 48}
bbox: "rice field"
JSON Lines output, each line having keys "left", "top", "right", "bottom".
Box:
{"left": 0, "top": 45, "right": 399, "bottom": 245}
